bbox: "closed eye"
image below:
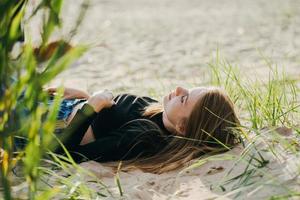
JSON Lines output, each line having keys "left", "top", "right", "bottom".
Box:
{"left": 181, "top": 94, "right": 189, "bottom": 104}
{"left": 181, "top": 95, "right": 186, "bottom": 103}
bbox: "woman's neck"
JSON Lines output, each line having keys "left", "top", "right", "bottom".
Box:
{"left": 162, "top": 111, "right": 177, "bottom": 135}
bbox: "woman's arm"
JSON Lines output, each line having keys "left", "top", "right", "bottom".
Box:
{"left": 64, "top": 120, "right": 165, "bottom": 162}
{"left": 46, "top": 87, "right": 90, "bottom": 99}
{"left": 51, "top": 90, "right": 115, "bottom": 153}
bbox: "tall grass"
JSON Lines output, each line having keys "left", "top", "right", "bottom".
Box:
{"left": 209, "top": 51, "right": 299, "bottom": 130}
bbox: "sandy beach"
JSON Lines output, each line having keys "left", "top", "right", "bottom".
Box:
{"left": 17, "top": 0, "right": 300, "bottom": 199}
{"left": 76, "top": 128, "right": 300, "bottom": 199}
{"left": 24, "top": 0, "right": 300, "bottom": 94}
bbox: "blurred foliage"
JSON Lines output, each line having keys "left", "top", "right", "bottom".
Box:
{"left": 0, "top": 0, "right": 87, "bottom": 199}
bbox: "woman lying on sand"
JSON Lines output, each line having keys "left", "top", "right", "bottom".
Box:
{"left": 15, "top": 86, "right": 242, "bottom": 174}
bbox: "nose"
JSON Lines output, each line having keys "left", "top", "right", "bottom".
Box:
{"left": 175, "top": 86, "right": 187, "bottom": 96}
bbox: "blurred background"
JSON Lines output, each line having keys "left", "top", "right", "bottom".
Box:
{"left": 26, "top": 0, "right": 300, "bottom": 96}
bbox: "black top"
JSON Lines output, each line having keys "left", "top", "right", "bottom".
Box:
{"left": 54, "top": 94, "right": 172, "bottom": 162}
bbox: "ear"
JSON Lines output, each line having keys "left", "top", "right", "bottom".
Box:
{"left": 175, "top": 118, "right": 187, "bottom": 135}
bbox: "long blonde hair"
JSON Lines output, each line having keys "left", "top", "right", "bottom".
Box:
{"left": 105, "top": 87, "right": 242, "bottom": 174}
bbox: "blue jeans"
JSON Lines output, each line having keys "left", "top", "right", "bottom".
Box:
{"left": 5, "top": 76, "right": 87, "bottom": 150}
{"left": 14, "top": 94, "right": 87, "bottom": 150}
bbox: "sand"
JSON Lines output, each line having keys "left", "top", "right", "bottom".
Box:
{"left": 25, "top": 0, "right": 300, "bottom": 94}
{"left": 14, "top": 0, "right": 300, "bottom": 199}
{"left": 12, "top": 128, "right": 300, "bottom": 199}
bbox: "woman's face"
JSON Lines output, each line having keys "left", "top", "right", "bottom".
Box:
{"left": 162, "top": 86, "right": 207, "bottom": 133}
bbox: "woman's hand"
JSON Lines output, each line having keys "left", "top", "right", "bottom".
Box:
{"left": 87, "top": 90, "right": 115, "bottom": 112}
{"left": 46, "top": 87, "right": 90, "bottom": 99}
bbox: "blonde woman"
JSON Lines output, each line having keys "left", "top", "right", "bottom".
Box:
{"left": 16, "top": 86, "right": 242, "bottom": 174}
